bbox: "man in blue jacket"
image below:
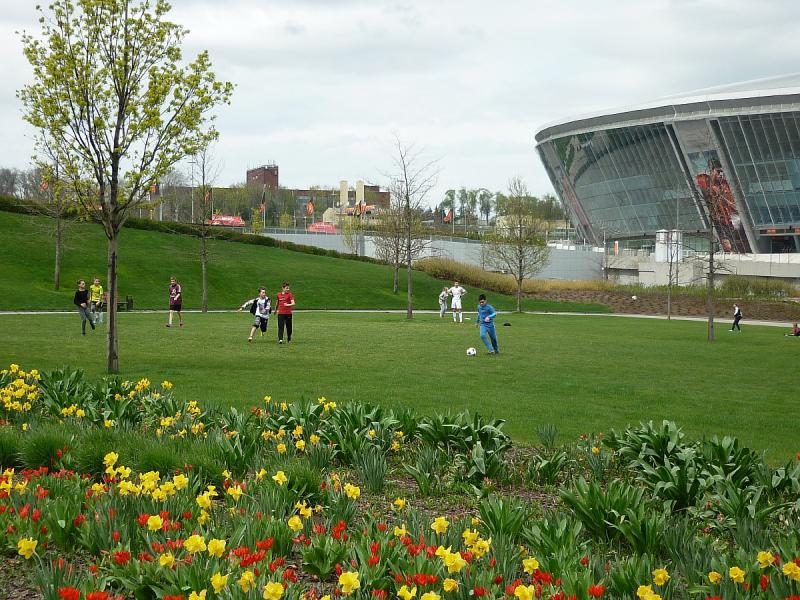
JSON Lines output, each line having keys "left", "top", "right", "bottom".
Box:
{"left": 476, "top": 294, "right": 499, "bottom": 354}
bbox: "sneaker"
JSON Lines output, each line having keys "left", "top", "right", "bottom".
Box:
{"left": 279, "top": 339, "right": 283, "bottom": 344}
{"left": 165, "top": 324, "right": 171, "bottom": 328}
{"left": 179, "top": 323, "right": 184, "bottom": 328}
{"left": 248, "top": 337, "right": 253, "bottom": 343}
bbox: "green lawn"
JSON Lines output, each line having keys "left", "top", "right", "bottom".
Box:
{"left": 0, "top": 210, "right": 606, "bottom": 313}
{"left": 0, "top": 311, "right": 796, "bottom": 462}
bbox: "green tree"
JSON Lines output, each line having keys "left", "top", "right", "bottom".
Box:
{"left": 482, "top": 178, "right": 551, "bottom": 312}
{"left": 19, "top": 0, "right": 233, "bottom": 372}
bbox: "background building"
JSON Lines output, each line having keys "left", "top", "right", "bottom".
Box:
{"left": 535, "top": 74, "right": 800, "bottom": 255}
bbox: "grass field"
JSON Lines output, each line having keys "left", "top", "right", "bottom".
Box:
{"left": 0, "top": 210, "right": 607, "bottom": 313}
{"left": 1, "top": 311, "right": 796, "bottom": 462}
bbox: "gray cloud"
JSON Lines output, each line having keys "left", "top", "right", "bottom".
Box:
{"left": 2, "top": 0, "right": 800, "bottom": 203}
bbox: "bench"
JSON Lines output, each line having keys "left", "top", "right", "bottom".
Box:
{"left": 102, "top": 292, "right": 134, "bottom": 312}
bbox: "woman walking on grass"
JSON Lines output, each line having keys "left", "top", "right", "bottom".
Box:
{"left": 73, "top": 279, "right": 95, "bottom": 336}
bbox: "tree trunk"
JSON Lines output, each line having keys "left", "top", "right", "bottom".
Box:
{"left": 406, "top": 242, "right": 413, "bottom": 319}
{"left": 393, "top": 263, "right": 399, "bottom": 294}
{"left": 707, "top": 229, "right": 715, "bottom": 342}
{"left": 200, "top": 233, "right": 209, "bottom": 313}
{"left": 106, "top": 232, "right": 120, "bottom": 373}
{"left": 516, "top": 279, "right": 522, "bottom": 313}
{"left": 54, "top": 214, "right": 62, "bottom": 291}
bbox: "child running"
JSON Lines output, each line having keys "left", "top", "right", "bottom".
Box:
{"left": 73, "top": 279, "right": 95, "bottom": 335}
{"left": 166, "top": 276, "right": 183, "bottom": 328}
{"left": 476, "top": 293, "right": 499, "bottom": 354}
{"left": 239, "top": 287, "right": 272, "bottom": 342}
{"left": 89, "top": 277, "right": 104, "bottom": 325}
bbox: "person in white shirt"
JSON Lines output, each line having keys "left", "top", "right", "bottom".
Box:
{"left": 438, "top": 286, "right": 450, "bottom": 318}
{"left": 238, "top": 287, "right": 271, "bottom": 342}
{"left": 448, "top": 281, "right": 467, "bottom": 323}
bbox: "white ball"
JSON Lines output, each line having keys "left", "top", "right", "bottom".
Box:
{"left": 466, "top": 347, "right": 477, "bottom": 356}
{"left": 631, "top": 295, "right": 638, "bottom": 301}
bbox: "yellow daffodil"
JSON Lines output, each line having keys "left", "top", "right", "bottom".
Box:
{"left": 272, "top": 470, "right": 288, "bottom": 485}
{"left": 394, "top": 524, "right": 408, "bottom": 537}
{"left": 636, "top": 585, "right": 653, "bottom": 598}
{"left": 514, "top": 585, "right": 534, "bottom": 600}
{"left": 263, "top": 581, "right": 285, "bottom": 600}
{"left": 17, "top": 538, "right": 37, "bottom": 560}
{"left": 344, "top": 483, "right": 361, "bottom": 500}
{"left": 393, "top": 498, "right": 406, "bottom": 511}
{"left": 758, "top": 551, "right": 776, "bottom": 568}
{"left": 339, "top": 571, "right": 360, "bottom": 595}
{"left": 398, "top": 585, "right": 417, "bottom": 600}
{"left": 707, "top": 571, "right": 721, "bottom": 584}
{"left": 188, "top": 591, "right": 207, "bottom": 600}
{"left": 227, "top": 485, "right": 243, "bottom": 502}
{"left": 207, "top": 538, "right": 226, "bottom": 558}
{"left": 420, "top": 593, "right": 440, "bottom": 600}
{"left": 184, "top": 534, "right": 207, "bottom": 554}
{"left": 443, "top": 579, "right": 459, "bottom": 593}
{"left": 277, "top": 443, "right": 287, "bottom": 454}
{"left": 210, "top": 572, "right": 229, "bottom": 593}
{"left": 239, "top": 570, "right": 257, "bottom": 592}
{"left": 462, "top": 528, "right": 479, "bottom": 546}
{"left": 147, "top": 515, "right": 164, "bottom": 531}
{"left": 783, "top": 562, "right": 800, "bottom": 581}
{"left": 652, "top": 568, "right": 670, "bottom": 586}
{"left": 431, "top": 516, "right": 449, "bottom": 534}
{"left": 729, "top": 566, "right": 745, "bottom": 584}
{"left": 160, "top": 552, "right": 175, "bottom": 568}
{"left": 288, "top": 515, "right": 303, "bottom": 532}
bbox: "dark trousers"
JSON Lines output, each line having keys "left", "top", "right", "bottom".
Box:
{"left": 278, "top": 314, "right": 293, "bottom": 341}
{"left": 78, "top": 306, "right": 94, "bottom": 334}
{"left": 731, "top": 316, "right": 742, "bottom": 331}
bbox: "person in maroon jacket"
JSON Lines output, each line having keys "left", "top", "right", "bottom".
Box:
{"left": 275, "top": 282, "right": 295, "bottom": 344}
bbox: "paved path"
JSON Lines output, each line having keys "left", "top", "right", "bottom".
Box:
{"left": 0, "top": 308, "right": 792, "bottom": 328}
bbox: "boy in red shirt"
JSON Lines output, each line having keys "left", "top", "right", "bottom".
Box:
{"left": 275, "top": 282, "right": 295, "bottom": 343}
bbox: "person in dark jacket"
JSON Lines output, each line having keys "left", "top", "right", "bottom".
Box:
{"left": 74, "top": 279, "right": 95, "bottom": 335}
{"left": 730, "top": 304, "right": 743, "bottom": 332}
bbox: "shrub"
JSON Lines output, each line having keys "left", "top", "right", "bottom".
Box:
{"left": 415, "top": 257, "right": 612, "bottom": 295}
{"left": 0, "top": 426, "right": 23, "bottom": 469}
{"left": 721, "top": 274, "right": 798, "bottom": 298}
{"left": 19, "top": 425, "right": 72, "bottom": 470}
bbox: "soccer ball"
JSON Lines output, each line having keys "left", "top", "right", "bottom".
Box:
{"left": 466, "top": 347, "right": 477, "bottom": 356}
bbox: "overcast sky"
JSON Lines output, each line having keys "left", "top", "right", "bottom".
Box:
{"left": 2, "top": 0, "right": 800, "bottom": 205}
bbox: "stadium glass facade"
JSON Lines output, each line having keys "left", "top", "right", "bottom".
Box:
{"left": 535, "top": 76, "right": 800, "bottom": 254}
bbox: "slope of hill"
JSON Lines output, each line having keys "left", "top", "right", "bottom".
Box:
{"left": 0, "top": 210, "right": 609, "bottom": 312}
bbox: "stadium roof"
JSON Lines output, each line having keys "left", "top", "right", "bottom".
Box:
{"left": 535, "top": 73, "right": 800, "bottom": 143}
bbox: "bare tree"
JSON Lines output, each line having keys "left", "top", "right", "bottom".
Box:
{"left": 387, "top": 138, "right": 437, "bottom": 319}
{"left": 482, "top": 178, "right": 551, "bottom": 312}
{"left": 372, "top": 199, "right": 428, "bottom": 294}
{"left": 0, "top": 168, "right": 21, "bottom": 197}
{"left": 191, "top": 146, "right": 222, "bottom": 312}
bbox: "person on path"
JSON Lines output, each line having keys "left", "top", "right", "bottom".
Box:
{"left": 730, "top": 304, "right": 742, "bottom": 332}
{"left": 275, "top": 282, "right": 295, "bottom": 344}
{"left": 784, "top": 322, "right": 800, "bottom": 337}
{"left": 89, "top": 277, "right": 104, "bottom": 325}
{"left": 448, "top": 280, "right": 467, "bottom": 323}
{"left": 239, "top": 287, "right": 271, "bottom": 342}
{"left": 166, "top": 276, "right": 184, "bottom": 328}
{"left": 438, "top": 286, "right": 450, "bottom": 318}
{"left": 476, "top": 293, "right": 499, "bottom": 354}
{"left": 73, "top": 279, "right": 95, "bottom": 336}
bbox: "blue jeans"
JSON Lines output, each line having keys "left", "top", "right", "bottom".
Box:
{"left": 480, "top": 324, "right": 498, "bottom": 353}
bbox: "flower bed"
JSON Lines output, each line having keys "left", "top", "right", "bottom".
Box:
{"left": 1, "top": 365, "right": 800, "bottom": 600}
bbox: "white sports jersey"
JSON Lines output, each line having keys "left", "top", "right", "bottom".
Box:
{"left": 448, "top": 286, "right": 466, "bottom": 299}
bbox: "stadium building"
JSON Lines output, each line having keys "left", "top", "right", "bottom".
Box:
{"left": 535, "top": 74, "right": 800, "bottom": 256}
